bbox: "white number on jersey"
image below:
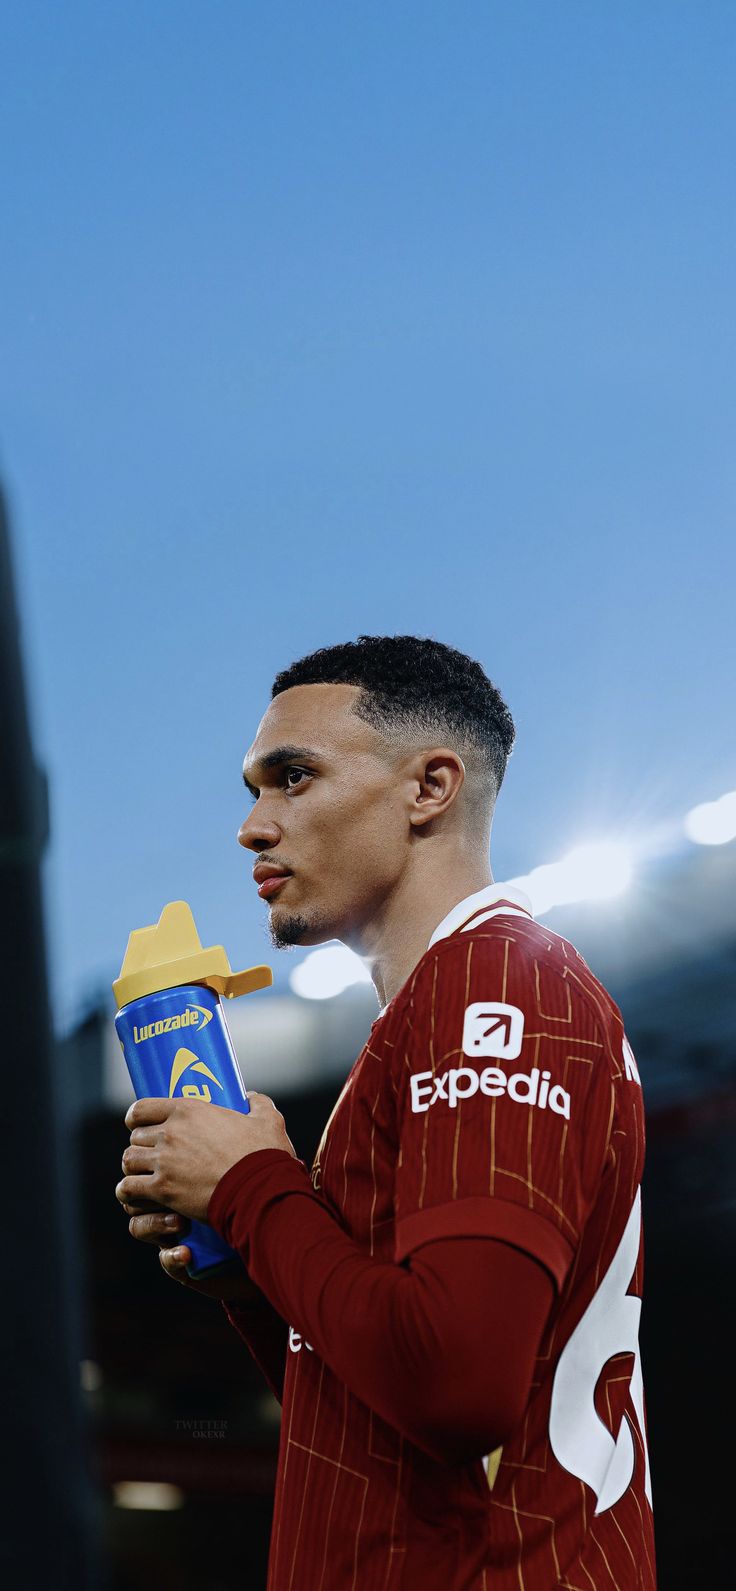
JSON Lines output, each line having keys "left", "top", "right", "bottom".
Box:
{"left": 549, "top": 1185, "right": 653, "bottom": 1512}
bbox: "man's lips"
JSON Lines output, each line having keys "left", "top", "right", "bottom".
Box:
{"left": 257, "top": 874, "right": 291, "bottom": 899}
{"left": 253, "top": 865, "right": 293, "bottom": 899}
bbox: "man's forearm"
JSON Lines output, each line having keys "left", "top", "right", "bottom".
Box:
{"left": 208, "top": 1148, "right": 554, "bottom": 1464}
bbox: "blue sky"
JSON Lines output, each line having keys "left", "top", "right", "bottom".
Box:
{"left": 2, "top": 2, "right": 734, "bottom": 1030}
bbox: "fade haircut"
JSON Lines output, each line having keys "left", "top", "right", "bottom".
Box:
{"left": 271, "top": 635, "right": 516, "bottom": 801}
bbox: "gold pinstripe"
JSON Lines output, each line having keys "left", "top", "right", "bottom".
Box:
{"left": 627, "top": 1454, "right": 657, "bottom": 1586}
{"left": 451, "top": 942, "right": 475, "bottom": 1197}
{"left": 369, "top": 1085, "right": 380, "bottom": 1256}
{"left": 314, "top": 1381, "right": 350, "bottom": 1591}
{"left": 526, "top": 1039, "right": 536, "bottom": 1208}
{"left": 286, "top": 1361, "right": 327, "bottom": 1591}
{"left": 534, "top": 958, "right": 572, "bottom": 1022}
{"left": 269, "top": 1345, "right": 303, "bottom": 1575}
{"left": 587, "top": 1519, "right": 617, "bottom": 1583}
{"left": 578, "top": 1480, "right": 597, "bottom": 1589}
{"left": 418, "top": 955, "right": 439, "bottom": 1210}
{"left": 509, "top": 1473, "right": 527, "bottom": 1590}
{"left": 607, "top": 1457, "right": 639, "bottom": 1584}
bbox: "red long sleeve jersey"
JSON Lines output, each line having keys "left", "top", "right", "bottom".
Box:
{"left": 224, "top": 885, "right": 656, "bottom": 1589}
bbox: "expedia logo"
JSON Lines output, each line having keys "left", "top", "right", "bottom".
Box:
{"left": 410, "top": 1064, "right": 571, "bottom": 1119}
{"left": 168, "top": 1046, "right": 224, "bottom": 1101}
{"left": 462, "top": 1001, "right": 524, "bottom": 1060}
{"left": 132, "top": 1004, "right": 213, "bottom": 1045}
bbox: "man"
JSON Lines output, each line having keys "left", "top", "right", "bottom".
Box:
{"left": 117, "top": 635, "right": 657, "bottom": 1589}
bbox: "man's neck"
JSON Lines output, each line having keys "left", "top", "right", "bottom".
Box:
{"left": 355, "top": 855, "right": 494, "bottom": 1009}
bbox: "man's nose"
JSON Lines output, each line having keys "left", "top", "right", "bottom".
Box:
{"left": 237, "top": 810, "right": 281, "bottom": 853}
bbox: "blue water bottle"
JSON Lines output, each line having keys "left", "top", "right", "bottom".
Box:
{"left": 113, "top": 901, "right": 272, "bottom": 1278}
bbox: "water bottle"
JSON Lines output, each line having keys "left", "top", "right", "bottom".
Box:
{"left": 113, "top": 901, "right": 271, "bottom": 1278}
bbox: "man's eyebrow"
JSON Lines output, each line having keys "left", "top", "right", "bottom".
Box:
{"left": 242, "top": 745, "right": 322, "bottom": 793}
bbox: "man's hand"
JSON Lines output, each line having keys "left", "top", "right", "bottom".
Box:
{"left": 115, "top": 1091, "right": 297, "bottom": 1222}
{"left": 124, "top": 1203, "right": 262, "bottom": 1303}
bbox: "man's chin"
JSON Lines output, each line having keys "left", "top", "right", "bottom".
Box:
{"left": 268, "top": 908, "right": 335, "bottom": 950}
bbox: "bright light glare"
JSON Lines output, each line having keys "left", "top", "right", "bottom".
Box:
{"left": 517, "top": 841, "right": 634, "bottom": 915}
{"left": 290, "top": 945, "right": 373, "bottom": 1001}
{"left": 80, "top": 1359, "right": 103, "bottom": 1393}
{"left": 685, "top": 790, "right": 736, "bottom": 846}
{"left": 113, "top": 1481, "right": 184, "bottom": 1511}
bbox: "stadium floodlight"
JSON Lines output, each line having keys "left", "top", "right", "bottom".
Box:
{"left": 113, "top": 1482, "right": 184, "bottom": 1510}
{"left": 290, "top": 944, "right": 373, "bottom": 1001}
{"left": 79, "top": 1359, "right": 103, "bottom": 1393}
{"left": 684, "top": 790, "right": 736, "bottom": 846}
{"left": 513, "top": 840, "right": 634, "bottom": 916}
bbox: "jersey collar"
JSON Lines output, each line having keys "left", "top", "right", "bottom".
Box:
{"left": 428, "top": 881, "right": 534, "bottom": 948}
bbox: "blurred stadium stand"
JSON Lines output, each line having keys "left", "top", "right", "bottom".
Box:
{"left": 1, "top": 484, "right": 102, "bottom": 1590}
{"left": 56, "top": 844, "right": 736, "bottom": 1588}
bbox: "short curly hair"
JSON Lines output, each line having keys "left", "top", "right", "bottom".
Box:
{"left": 272, "top": 635, "right": 515, "bottom": 799}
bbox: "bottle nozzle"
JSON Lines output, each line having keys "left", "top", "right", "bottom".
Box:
{"left": 112, "top": 900, "right": 272, "bottom": 1008}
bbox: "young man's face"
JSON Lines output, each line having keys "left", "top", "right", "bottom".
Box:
{"left": 238, "top": 684, "right": 413, "bottom": 948}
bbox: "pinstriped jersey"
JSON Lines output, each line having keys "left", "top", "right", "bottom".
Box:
{"left": 266, "top": 884, "right": 657, "bottom": 1590}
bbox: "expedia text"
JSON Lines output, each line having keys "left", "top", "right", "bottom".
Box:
{"left": 410, "top": 1064, "right": 571, "bottom": 1118}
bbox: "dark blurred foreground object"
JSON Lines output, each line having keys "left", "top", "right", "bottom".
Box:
{"left": 0, "top": 483, "right": 101, "bottom": 1588}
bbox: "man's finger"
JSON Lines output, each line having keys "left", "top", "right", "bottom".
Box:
{"left": 129, "top": 1126, "right": 159, "bottom": 1147}
{"left": 121, "top": 1146, "right": 155, "bottom": 1175}
{"left": 121, "top": 1197, "right": 170, "bottom": 1216}
{"left": 124, "top": 1097, "right": 176, "bottom": 1130}
{"left": 116, "top": 1173, "right": 158, "bottom": 1205}
{"left": 246, "top": 1091, "right": 278, "bottom": 1110}
{"left": 129, "top": 1212, "right": 186, "bottom": 1245}
{"left": 159, "top": 1246, "right": 192, "bottom": 1277}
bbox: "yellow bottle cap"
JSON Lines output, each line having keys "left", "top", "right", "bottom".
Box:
{"left": 112, "top": 900, "right": 273, "bottom": 1009}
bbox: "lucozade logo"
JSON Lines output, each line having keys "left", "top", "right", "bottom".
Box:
{"left": 132, "top": 1004, "right": 213, "bottom": 1044}
{"left": 168, "top": 1046, "right": 224, "bottom": 1101}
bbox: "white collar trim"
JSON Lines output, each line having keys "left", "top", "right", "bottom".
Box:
{"left": 428, "top": 881, "right": 534, "bottom": 949}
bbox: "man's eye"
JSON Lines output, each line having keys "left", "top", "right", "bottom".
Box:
{"left": 285, "top": 767, "right": 310, "bottom": 789}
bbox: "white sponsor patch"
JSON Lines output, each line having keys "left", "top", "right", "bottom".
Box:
{"left": 462, "top": 1001, "right": 524, "bottom": 1060}
{"left": 409, "top": 1064, "right": 571, "bottom": 1119}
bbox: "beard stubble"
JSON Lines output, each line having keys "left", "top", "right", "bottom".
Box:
{"left": 268, "top": 909, "right": 334, "bottom": 949}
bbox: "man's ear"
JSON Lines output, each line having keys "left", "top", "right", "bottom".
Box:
{"left": 409, "top": 749, "right": 466, "bottom": 828}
